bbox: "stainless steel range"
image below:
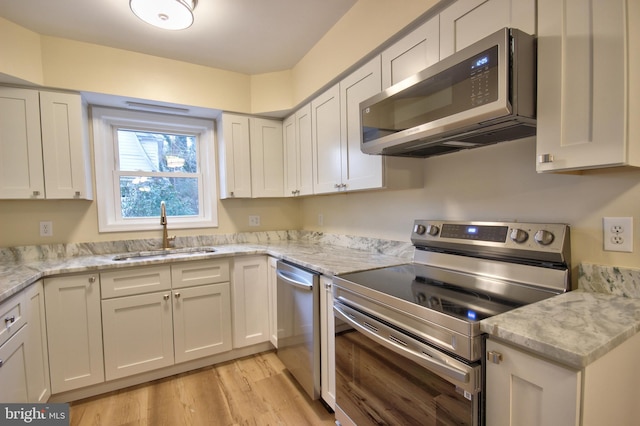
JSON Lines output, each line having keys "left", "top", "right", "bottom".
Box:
{"left": 332, "top": 220, "right": 571, "bottom": 426}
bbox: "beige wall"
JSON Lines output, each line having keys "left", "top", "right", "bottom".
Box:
{"left": 0, "top": 1, "right": 437, "bottom": 114}
{"left": 300, "top": 138, "right": 640, "bottom": 271}
{"left": 1, "top": 0, "right": 639, "bottom": 273}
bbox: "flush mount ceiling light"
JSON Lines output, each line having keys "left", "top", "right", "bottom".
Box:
{"left": 130, "top": 0, "right": 198, "bottom": 30}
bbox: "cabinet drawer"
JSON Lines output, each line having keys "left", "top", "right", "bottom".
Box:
{"left": 0, "top": 292, "right": 27, "bottom": 347}
{"left": 171, "top": 259, "right": 230, "bottom": 289}
{"left": 101, "top": 266, "right": 171, "bottom": 299}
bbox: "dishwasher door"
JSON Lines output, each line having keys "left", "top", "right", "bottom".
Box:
{"left": 276, "top": 260, "right": 320, "bottom": 400}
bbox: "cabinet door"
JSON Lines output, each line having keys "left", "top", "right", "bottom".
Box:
{"left": 339, "top": 56, "right": 384, "bottom": 192}
{"left": 267, "top": 256, "right": 278, "bottom": 347}
{"left": 218, "top": 113, "right": 252, "bottom": 198}
{"left": 296, "top": 104, "right": 314, "bottom": 196}
{"left": 0, "top": 326, "right": 29, "bottom": 403}
{"left": 312, "top": 84, "right": 342, "bottom": 194}
{"left": 381, "top": 17, "right": 440, "bottom": 89}
{"left": 173, "top": 283, "right": 232, "bottom": 363}
{"left": 283, "top": 104, "right": 314, "bottom": 197}
{"left": 486, "top": 339, "right": 580, "bottom": 426}
{"left": 24, "top": 282, "right": 51, "bottom": 403}
{"left": 536, "top": 0, "right": 629, "bottom": 171}
{"left": 250, "top": 117, "right": 284, "bottom": 197}
{"left": 283, "top": 114, "right": 298, "bottom": 196}
{"left": 45, "top": 274, "right": 104, "bottom": 393}
{"left": 232, "top": 256, "right": 269, "bottom": 348}
{"left": 439, "top": 0, "right": 536, "bottom": 58}
{"left": 40, "top": 91, "right": 92, "bottom": 200}
{"left": 319, "top": 276, "right": 336, "bottom": 409}
{"left": 102, "top": 291, "right": 174, "bottom": 380}
{"left": 0, "top": 87, "right": 44, "bottom": 199}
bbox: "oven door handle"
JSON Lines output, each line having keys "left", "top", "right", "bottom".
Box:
{"left": 334, "top": 303, "right": 471, "bottom": 385}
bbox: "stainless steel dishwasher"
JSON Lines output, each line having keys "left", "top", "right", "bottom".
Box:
{"left": 276, "top": 260, "right": 320, "bottom": 400}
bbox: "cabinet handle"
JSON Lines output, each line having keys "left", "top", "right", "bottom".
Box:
{"left": 538, "top": 154, "right": 554, "bottom": 164}
{"left": 75, "top": 191, "right": 81, "bottom": 197}
{"left": 88, "top": 276, "right": 96, "bottom": 285}
{"left": 4, "top": 316, "right": 15, "bottom": 325}
{"left": 163, "top": 294, "right": 170, "bottom": 300}
{"left": 32, "top": 190, "right": 40, "bottom": 196}
{"left": 0, "top": 359, "right": 3, "bottom": 367}
{"left": 487, "top": 350, "right": 503, "bottom": 364}
{"left": 324, "top": 282, "right": 331, "bottom": 290}
{"left": 174, "top": 292, "right": 181, "bottom": 299}
{"left": 334, "top": 183, "right": 341, "bottom": 189}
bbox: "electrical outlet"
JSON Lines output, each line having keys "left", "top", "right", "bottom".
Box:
{"left": 603, "top": 217, "right": 633, "bottom": 252}
{"left": 40, "top": 221, "right": 53, "bottom": 237}
{"left": 249, "top": 215, "right": 260, "bottom": 227}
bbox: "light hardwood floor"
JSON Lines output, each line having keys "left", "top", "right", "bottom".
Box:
{"left": 70, "top": 351, "right": 335, "bottom": 426}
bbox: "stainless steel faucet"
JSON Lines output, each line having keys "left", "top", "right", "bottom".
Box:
{"left": 160, "top": 201, "right": 175, "bottom": 250}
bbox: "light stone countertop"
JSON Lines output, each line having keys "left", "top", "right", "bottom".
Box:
{"left": 0, "top": 232, "right": 413, "bottom": 305}
{"left": 2, "top": 232, "right": 638, "bottom": 371}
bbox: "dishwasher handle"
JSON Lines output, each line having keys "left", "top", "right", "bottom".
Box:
{"left": 277, "top": 269, "right": 313, "bottom": 291}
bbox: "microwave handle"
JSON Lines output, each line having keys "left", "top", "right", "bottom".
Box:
{"left": 334, "top": 303, "right": 470, "bottom": 384}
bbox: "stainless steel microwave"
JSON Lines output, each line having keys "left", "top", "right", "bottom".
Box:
{"left": 360, "top": 28, "right": 536, "bottom": 158}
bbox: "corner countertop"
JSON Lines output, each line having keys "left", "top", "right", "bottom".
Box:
{"left": 0, "top": 236, "right": 412, "bottom": 305}
{"left": 2, "top": 234, "right": 639, "bottom": 372}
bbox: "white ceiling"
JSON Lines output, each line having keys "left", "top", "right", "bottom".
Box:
{"left": 0, "top": 0, "right": 357, "bottom": 75}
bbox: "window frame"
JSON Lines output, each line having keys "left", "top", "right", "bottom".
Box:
{"left": 92, "top": 106, "right": 218, "bottom": 232}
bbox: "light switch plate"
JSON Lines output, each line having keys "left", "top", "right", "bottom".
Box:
{"left": 249, "top": 215, "right": 260, "bottom": 227}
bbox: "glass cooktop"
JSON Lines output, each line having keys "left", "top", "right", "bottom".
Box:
{"left": 337, "top": 263, "right": 554, "bottom": 322}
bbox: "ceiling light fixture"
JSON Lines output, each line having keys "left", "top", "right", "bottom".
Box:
{"left": 130, "top": 0, "right": 198, "bottom": 30}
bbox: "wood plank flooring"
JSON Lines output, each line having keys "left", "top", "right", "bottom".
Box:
{"left": 69, "top": 351, "right": 335, "bottom": 426}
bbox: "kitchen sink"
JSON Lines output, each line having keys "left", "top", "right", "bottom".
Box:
{"left": 112, "top": 246, "right": 217, "bottom": 261}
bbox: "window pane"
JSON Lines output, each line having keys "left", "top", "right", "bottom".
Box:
{"left": 117, "top": 130, "right": 197, "bottom": 173}
{"left": 120, "top": 176, "right": 200, "bottom": 218}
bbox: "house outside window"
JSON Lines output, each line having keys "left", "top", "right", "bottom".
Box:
{"left": 92, "top": 107, "right": 218, "bottom": 232}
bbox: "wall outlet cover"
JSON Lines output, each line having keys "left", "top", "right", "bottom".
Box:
{"left": 603, "top": 217, "right": 633, "bottom": 252}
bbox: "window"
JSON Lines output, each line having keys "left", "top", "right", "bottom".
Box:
{"left": 92, "top": 107, "right": 217, "bottom": 232}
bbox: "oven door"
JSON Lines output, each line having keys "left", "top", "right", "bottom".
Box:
{"left": 334, "top": 300, "right": 482, "bottom": 426}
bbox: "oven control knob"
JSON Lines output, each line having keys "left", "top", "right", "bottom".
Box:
{"left": 426, "top": 224, "right": 440, "bottom": 236}
{"left": 509, "top": 228, "right": 529, "bottom": 244}
{"left": 413, "top": 224, "right": 426, "bottom": 235}
{"left": 534, "top": 230, "right": 555, "bottom": 245}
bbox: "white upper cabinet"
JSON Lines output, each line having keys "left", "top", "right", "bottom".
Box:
{"left": 339, "top": 56, "right": 384, "bottom": 192}
{"left": 0, "top": 87, "right": 92, "bottom": 200}
{"left": 311, "top": 84, "right": 343, "bottom": 194}
{"left": 536, "top": 0, "right": 640, "bottom": 172}
{"left": 218, "top": 113, "right": 284, "bottom": 198}
{"left": 439, "top": 0, "right": 536, "bottom": 58}
{"left": 381, "top": 17, "right": 440, "bottom": 89}
{"left": 250, "top": 117, "right": 284, "bottom": 197}
{"left": 283, "top": 104, "right": 313, "bottom": 197}
{"left": 218, "top": 113, "right": 252, "bottom": 198}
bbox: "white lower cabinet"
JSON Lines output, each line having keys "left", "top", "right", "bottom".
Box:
{"left": 102, "top": 290, "right": 175, "bottom": 380}
{"left": 0, "top": 282, "right": 50, "bottom": 403}
{"left": 24, "top": 281, "right": 51, "bottom": 402}
{"left": 232, "top": 256, "right": 269, "bottom": 348}
{"left": 487, "top": 333, "right": 640, "bottom": 426}
{"left": 267, "top": 256, "right": 278, "bottom": 347}
{"left": 101, "top": 260, "right": 232, "bottom": 381}
{"left": 486, "top": 338, "right": 580, "bottom": 426}
{"left": 45, "top": 274, "right": 105, "bottom": 394}
{"left": 319, "top": 275, "right": 336, "bottom": 409}
{"left": 0, "top": 325, "right": 29, "bottom": 402}
{"left": 173, "top": 283, "right": 232, "bottom": 363}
